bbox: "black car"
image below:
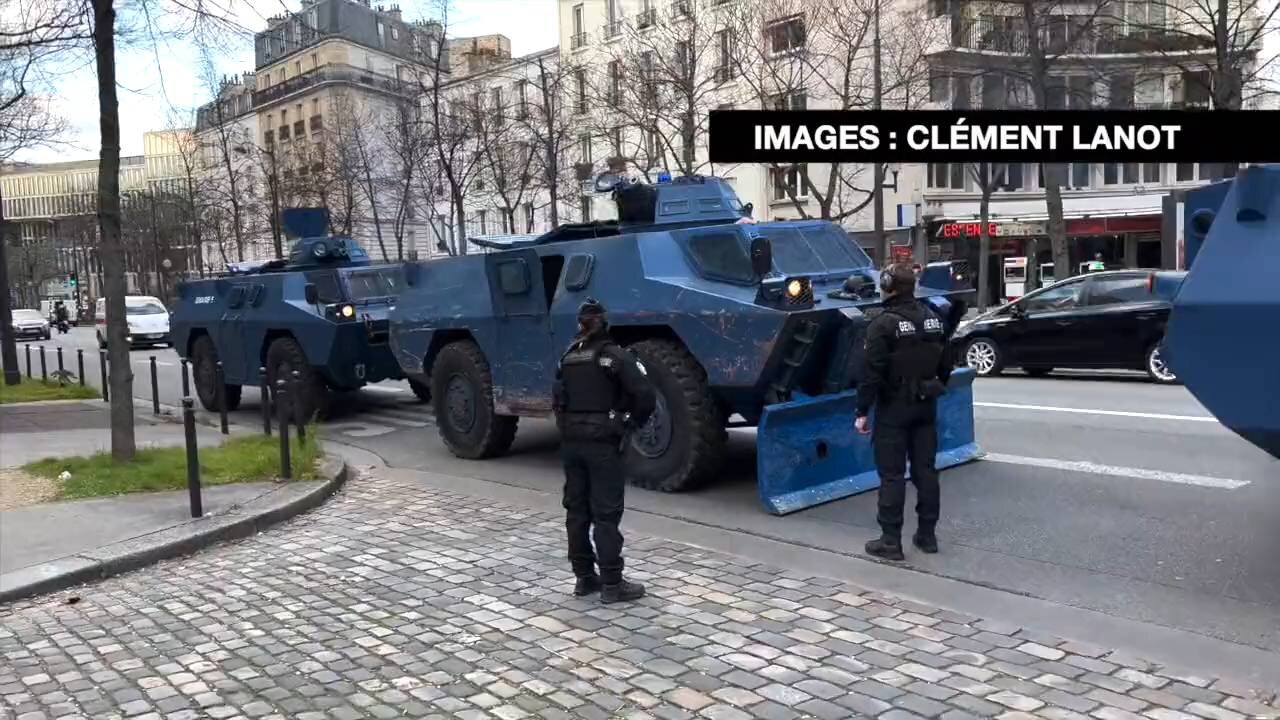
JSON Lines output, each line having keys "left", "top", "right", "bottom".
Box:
{"left": 951, "top": 269, "right": 1187, "bottom": 384}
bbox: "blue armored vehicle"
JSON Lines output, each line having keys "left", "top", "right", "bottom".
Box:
{"left": 1164, "top": 164, "right": 1279, "bottom": 461}
{"left": 388, "top": 173, "right": 982, "bottom": 514}
{"left": 170, "top": 208, "right": 425, "bottom": 422}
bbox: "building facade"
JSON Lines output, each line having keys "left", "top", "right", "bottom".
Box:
{"left": 1, "top": 130, "right": 200, "bottom": 309}
{"left": 918, "top": 0, "right": 1267, "bottom": 299}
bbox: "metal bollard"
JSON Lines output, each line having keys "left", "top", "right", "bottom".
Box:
{"left": 150, "top": 356, "right": 160, "bottom": 415}
{"left": 215, "top": 361, "right": 228, "bottom": 435}
{"left": 24, "top": 344, "right": 31, "bottom": 378}
{"left": 182, "top": 397, "right": 203, "bottom": 518}
{"left": 290, "top": 370, "right": 306, "bottom": 442}
{"left": 56, "top": 347, "right": 65, "bottom": 385}
{"left": 77, "top": 349, "right": 85, "bottom": 386}
{"left": 276, "top": 380, "right": 292, "bottom": 480}
{"left": 99, "top": 350, "right": 108, "bottom": 402}
{"left": 39, "top": 345, "right": 47, "bottom": 381}
{"left": 180, "top": 358, "right": 190, "bottom": 397}
{"left": 259, "top": 366, "right": 272, "bottom": 436}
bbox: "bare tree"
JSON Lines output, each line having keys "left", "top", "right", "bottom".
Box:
{"left": 194, "top": 64, "right": 256, "bottom": 263}
{"left": 1127, "top": 0, "right": 1278, "bottom": 108}
{"left": 515, "top": 51, "right": 575, "bottom": 229}
{"left": 383, "top": 96, "right": 427, "bottom": 258}
{"left": 965, "top": 162, "right": 1016, "bottom": 311}
{"left": 327, "top": 89, "right": 392, "bottom": 260}
{"left": 580, "top": 0, "right": 736, "bottom": 180}
{"left": 467, "top": 73, "right": 541, "bottom": 235}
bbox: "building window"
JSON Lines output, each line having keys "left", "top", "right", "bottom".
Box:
{"left": 579, "top": 133, "right": 592, "bottom": 163}
{"left": 392, "top": 25, "right": 399, "bottom": 40}
{"left": 516, "top": 80, "right": 528, "bottom": 118}
{"left": 1109, "top": 73, "right": 1135, "bottom": 108}
{"left": 1068, "top": 76, "right": 1094, "bottom": 108}
{"left": 1070, "top": 163, "right": 1091, "bottom": 188}
{"left": 1125, "top": 0, "right": 1166, "bottom": 32}
{"left": 767, "top": 15, "right": 805, "bottom": 54}
{"left": 771, "top": 164, "right": 807, "bottom": 200}
{"left": 479, "top": 209, "right": 488, "bottom": 235}
{"left": 770, "top": 90, "right": 806, "bottom": 110}
{"left": 608, "top": 60, "right": 623, "bottom": 105}
{"left": 377, "top": 22, "right": 386, "bottom": 47}
{"left": 524, "top": 202, "right": 535, "bottom": 232}
{"left": 716, "top": 29, "right": 736, "bottom": 80}
{"left": 575, "top": 69, "right": 587, "bottom": 113}
{"left": 572, "top": 4, "right": 586, "bottom": 48}
{"left": 1181, "top": 70, "right": 1211, "bottom": 107}
{"left": 675, "top": 40, "right": 691, "bottom": 78}
{"left": 491, "top": 87, "right": 504, "bottom": 125}
{"left": 1103, "top": 162, "right": 1139, "bottom": 185}
{"left": 1176, "top": 163, "right": 1195, "bottom": 181}
{"left": 609, "top": 127, "right": 624, "bottom": 156}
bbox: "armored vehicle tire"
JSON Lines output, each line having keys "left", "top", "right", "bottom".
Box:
{"left": 430, "top": 340, "right": 518, "bottom": 459}
{"left": 266, "top": 337, "right": 333, "bottom": 423}
{"left": 409, "top": 378, "right": 431, "bottom": 403}
{"left": 622, "top": 339, "right": 727, "bottom": 493}
{"left": 191, "top": 335, "right": 243, "bottom": 412}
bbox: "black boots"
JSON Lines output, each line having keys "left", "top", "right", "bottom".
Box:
{"left": 912, "top": 531, "right": 939, "bottom": 554}
{"left": 601, "top": 579, "right": 646, "bottom": 604}
{"left": 574, "top": 575, "right": 601, "bottom": 596}
{"left": 865, "top": 537, "right": 905, "bottom": 561}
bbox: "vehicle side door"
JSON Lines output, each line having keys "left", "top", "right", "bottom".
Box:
{"left": 1078, "top": 273, "right": 1165, "bottom": 368}
{"left": 1008, "top": 277, "right": 1089, "bottom": 367}
{"left": 216, "top": 284, "right": 250, "bottom": 384}
{"left": 484, "top": 249, "right": 558, "bottom": 415}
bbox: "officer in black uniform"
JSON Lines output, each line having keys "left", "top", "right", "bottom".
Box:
{"left": 553, "top": 298, "right": 657, "bottom": 603}
{"left": 854, "top": 264, "right": 953, "bottom": 561}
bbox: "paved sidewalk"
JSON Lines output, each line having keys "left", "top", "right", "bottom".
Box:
{"left": 2, "top": 467, "right": 1277, "bottom": 720}
{"left": 0, "top": 400, "right": 234, "bottom": 470}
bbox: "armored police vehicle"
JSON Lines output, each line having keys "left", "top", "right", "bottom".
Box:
{"left": 388, "top": 173, "right": 980, "bottom": 515}
{"left": 170, "top": 208, "right": 425, "bottom": 423}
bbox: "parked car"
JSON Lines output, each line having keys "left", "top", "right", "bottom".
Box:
{"left": 9, "top": 308, "right": 51, "bottom": 340}
{"left": 96, "top": 296, "right": 172, "bottom": 349}
{"left": 951, "top": 269, "right": 1187, "bottom": 384}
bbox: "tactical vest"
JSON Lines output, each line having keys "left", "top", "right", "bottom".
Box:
{"left": 883, "top": 307, "right": 946, "bottom": 401}
{"left": 559, "top": 341, "right": 619, "bottom": 415}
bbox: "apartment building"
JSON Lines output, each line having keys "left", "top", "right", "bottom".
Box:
{"left": 918, "top": 0, "right": 1267, "bottom": 296}
{"left": 553, "top": 0, "right": 930, "bottom": 261}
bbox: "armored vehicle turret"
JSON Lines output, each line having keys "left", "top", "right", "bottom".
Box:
{"left": 388, "top": 173, "right": 980, "bottom": 514}
{"left": 170, "top": 208, "right": 424, "bottom": 423}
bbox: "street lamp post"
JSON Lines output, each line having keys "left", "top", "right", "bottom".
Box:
{"left": 873, "top": 0, "right": 885, "bottom": 264}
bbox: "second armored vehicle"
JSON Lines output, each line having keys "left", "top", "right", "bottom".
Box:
{"left": 170, "top": 208, "right": 425, "bottom": 423}
{"left": 389, "top": 174, "right": 981, "bottom": 514}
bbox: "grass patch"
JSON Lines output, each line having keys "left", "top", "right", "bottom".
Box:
{"left": 0, "top": 376, "right": 100, "bottom": 404}
{"left": 24, "top": 424, "right": 322, "bottom": 500}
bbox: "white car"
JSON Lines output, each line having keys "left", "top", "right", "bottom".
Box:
{"left": 9, "top": 308, "right": 51, "bottom": 341}
{"left": 96, "top": 296, "right": 172, "bottom": 349}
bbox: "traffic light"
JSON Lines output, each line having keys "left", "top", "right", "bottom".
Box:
{"left": 68, "top": 272, "right": 77, "bottom": 287}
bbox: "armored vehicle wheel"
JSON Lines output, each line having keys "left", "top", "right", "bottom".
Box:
{"left": 191, "top": 335, "right": 242, "bottom": 412}
{"left": 409, "top": 378, "right": 431, "bottom": 403}
{"left": 430, "top": 340, "right": 517, "bottom": 459}
{"left": 622, "top": 339, "right": 727, "bottom": 492}
{"left": 266, "top": 337, "right": 332, "bottom": 423}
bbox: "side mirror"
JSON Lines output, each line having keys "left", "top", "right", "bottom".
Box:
{"left": 304, "top": 283, "right": 319, "bottom": 305}
{"left": 1010, "top": 303, "right": 1027, "bottom": 319}
{"left": 742, "top": 202, "right": 754, "bottom": 218}
{"left": 750, "top": 236, "right": 773, "bottom": 278}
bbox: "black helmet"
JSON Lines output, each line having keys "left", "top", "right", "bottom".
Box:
{"left": 577, "top": 297, "right": 607, "bottom": 320}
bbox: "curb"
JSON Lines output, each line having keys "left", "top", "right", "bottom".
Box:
{"left": 0, "top": 454, "right": 349, "bottom": 605}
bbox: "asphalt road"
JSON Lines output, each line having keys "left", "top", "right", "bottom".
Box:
{"left": 18, "top": 326, "right": 1280, "bottom": 654}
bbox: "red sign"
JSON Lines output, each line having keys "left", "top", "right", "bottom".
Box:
{"left": 939, "top": 222, "right": 998, "bottom": 239}
{"left": 891, "top": 246, "right": 913, "bottom": 263}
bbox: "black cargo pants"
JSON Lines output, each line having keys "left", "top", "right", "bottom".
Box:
{"left": 561, "top": 439, "right": 626, "bottom": 585}
{"left": 872, "top": 399, "right": 940, "bottom": 542}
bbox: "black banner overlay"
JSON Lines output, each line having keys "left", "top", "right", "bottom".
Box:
{"left": 707, "top": 110, "right": 1280, "bottom": 163}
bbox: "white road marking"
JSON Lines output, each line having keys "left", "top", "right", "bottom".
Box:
{"left": 975, "top": 401, "right": 1217, "bottom": 423}
{"left": 984, "top": 452, "right": 1250, "bottom": 490}
{"left": 364, "top": 385, "right": 405, "bottom": 394}
{"left": 362, "top": 411, "right": 428, "bottom": 428}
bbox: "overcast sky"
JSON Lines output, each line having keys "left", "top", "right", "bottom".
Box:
{"left": 12, "top": 0, "right": 561, "bottom": 164}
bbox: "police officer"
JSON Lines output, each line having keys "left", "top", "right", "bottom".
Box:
{"left": 854, "top": 263, "right": 953, "bottom": 561}
{"left": 553, "top": 298, "right": 657, "bottom": 603}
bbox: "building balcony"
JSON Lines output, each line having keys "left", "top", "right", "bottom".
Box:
{"left": 571, "top": 32, "right": 588, "bottom": 50}
{"left": 603, "top": 19, "right": 624, "bottom": 39}
{"left": 251, "top": 62, "right": 411, "bottom": 108}
{"left": 637, "top": 8, "right": 657, "bottom": 28}
{"left": 932, "top": 17, "right": 1215, "bottom": 59}
{"left": 671, "top": 0, "right": 692, "bottom": 19}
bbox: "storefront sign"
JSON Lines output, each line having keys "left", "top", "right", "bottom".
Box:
{"left": 935, "top": 220, "right": 1046, "bottom": 239}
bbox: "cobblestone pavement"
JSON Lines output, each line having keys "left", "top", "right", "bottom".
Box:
{"left": 3, "top": 471, "right": 1278, "bottom": 720}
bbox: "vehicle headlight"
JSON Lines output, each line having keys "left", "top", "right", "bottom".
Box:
{"left": 340, "top": 304, "right": 355, "bottom": 318}
{"left": 786, "top": 279, "right": 804, "bottom": 298}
